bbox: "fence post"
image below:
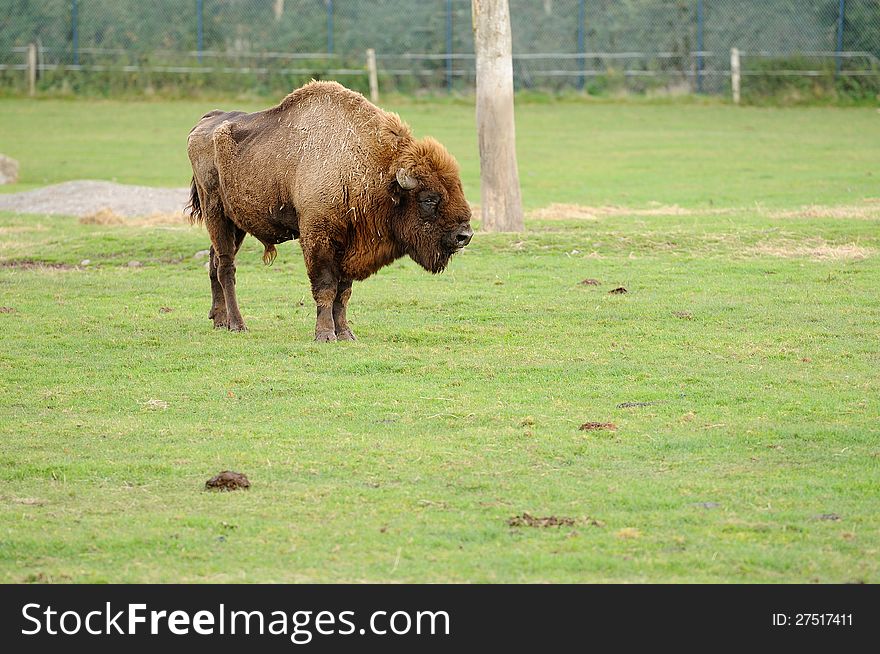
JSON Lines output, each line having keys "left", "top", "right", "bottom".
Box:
{"left": 197, "top": 0, "right": 204, "bottom": 63}
{"left": 327, "top": 0, "right": 334, "bottom": 54}
{"left": 27, "top": 43, "right": 37, "bottom": 96}
{"left": 71, "top": 0, "right": 79, "bottom": 65}
{"left": 696, "top": 0, "right": 704, "bottom": 93}
{"left": 366, "top": 48, "right": 379, "bottom": 103}
{"left": 577, "top": 0, "right": 586, "bottom": 91}
{"left": 445, "top": 0, "right": 453, "bottom": 93}
{"left": 730, "top": 47, "right": 740, "bottom": 104}
{"left": 835, "top": 0, "right": 846, "bottom": 76}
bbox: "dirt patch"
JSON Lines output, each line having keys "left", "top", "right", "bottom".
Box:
{"left": 0, "top": 180, "right": 190, "bottom": 218}
{"left": 205, "top": 471, "right": 251, "bottom": 492}
{"left": 0, "top": 306, "right": 16, "bottom": 313}
{"left": 0, "top": 259, "right": 75, "bottom": 270}
{"left": 615, "top": 527, "right": 641, "bottom": 539}
{"left": 579, "top": 278, "right": 601, "bottom": 286}
{"left": 673, "top": 311, "right": 693, "bottom": 319}
{"left": 508, "top": 513, "right": 576, "bottom": 528}
{"left": 159, "top": 307, "right": 173, "bottom": 314}
{"left": 749, "top": 239, "right": 874, "bottom": 260}
{"left": 580, "top": 422, "right": 617, "bottom": 431}
{"left": 608, "top": 286, "right": 628, "bottom": 294}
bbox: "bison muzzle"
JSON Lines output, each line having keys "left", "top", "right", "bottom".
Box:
{"left": 186, "top": 80, "right": 472, "bottom": 341}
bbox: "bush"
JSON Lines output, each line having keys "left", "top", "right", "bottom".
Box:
{"left": 741, "top": 55, "right": 880, "bottom": 106}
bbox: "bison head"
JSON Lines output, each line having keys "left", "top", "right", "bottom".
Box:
{"left": 392, "top": 138, "right": 473, "bottom": 274}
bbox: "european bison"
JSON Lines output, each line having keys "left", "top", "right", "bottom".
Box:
{"left": 186, "top": 80, "right": 473, "bottom": 341}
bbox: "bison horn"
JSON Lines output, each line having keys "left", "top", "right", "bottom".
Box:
{"left": 396, "top": 168, "right": 419, "bottom": 190}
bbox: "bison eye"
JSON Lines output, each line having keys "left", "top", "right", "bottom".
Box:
{"left": 418, "top": 196, "right": 440, "bottom": 218}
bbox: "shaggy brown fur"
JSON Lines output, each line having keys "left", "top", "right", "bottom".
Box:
{"left": 187, "top": 81, "right": 472, "bottom": 340}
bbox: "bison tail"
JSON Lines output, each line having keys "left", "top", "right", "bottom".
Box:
{"left": 185, "top": 177, "right": 203, "bottom": 224}
{"left": 262, "top": 243, "right": 277, "bottom": 266}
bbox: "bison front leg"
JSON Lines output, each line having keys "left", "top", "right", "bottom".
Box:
{"left": 312, "top": 284, "right": 337, "bottom": 342}
{"left": 302, "top": 234, "right": 346, "bottom": 342}
{"left": 306, "top": 263, "right": 339, "bottom": 342}
{"left": 333, "top": 280, "right": 356, "bottom": 341}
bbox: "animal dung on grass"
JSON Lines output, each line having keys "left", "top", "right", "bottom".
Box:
{"left": 205, "top": 470, "right": 250, "bottom": 492}
{"left": 186, "top": 80, "right": 473, "bottom": 341}
{"left": 617, "top": 401, "right": 662, "bottom": 409}
{"left": 608, "top": 286, "right": 628, "bottom": 294}
{"left": 579, "top": 422, "right": 617, "bottom": 432}
{"left": 508, "top": 513, "right": 576, "bottom": 528}
{"left": 814, "top": 513, "right": 841, "bottom": 521}
{"left": 579, "top": 278, "right": 601, "bottom": 286}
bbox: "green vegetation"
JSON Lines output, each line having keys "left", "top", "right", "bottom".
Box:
{"left": 1, "top": 98, "right": 878, "bottom": 582}
{"left": 2, "top": 98, "right": 877, "bottom": 207}
{"left": 742, "top": 56, "right": 880, "bottom": 106}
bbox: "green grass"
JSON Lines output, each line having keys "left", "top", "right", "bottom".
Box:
{"left": 1, "top": 98, "right": 877, "bottom": 208}
{"left": 1, "top": 98, "right": 879, "bottom": 583}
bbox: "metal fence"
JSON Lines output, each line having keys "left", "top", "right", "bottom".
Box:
{"left": 2, "top": 1, "right": 878, "bottom": 96}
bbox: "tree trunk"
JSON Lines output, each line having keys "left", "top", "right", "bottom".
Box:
{"left": 472, "top": 0, "right": 524, "bottom": 232}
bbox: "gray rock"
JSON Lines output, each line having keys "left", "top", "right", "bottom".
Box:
{"left": 0, "top": 180, "right": 189, "bottom": 217}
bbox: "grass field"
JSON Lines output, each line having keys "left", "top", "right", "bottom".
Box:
{"left": 1, "top": 98, "right": 878, "bottom": 583}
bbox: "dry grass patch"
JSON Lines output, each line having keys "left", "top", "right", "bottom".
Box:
{"left": 529, "top": 203, "right": 727, "bottom": 221}
{"left": 749, "top": 238, "right": 874, "bottom": 261}
{"left": 0, "top": 225, "right": 48, "bottom": 235}
{"left": 79, "top": 208, "right": 125, "bottom": 225}
{"left": 132, "top": 212, "right": 188, "bottom": 227}
{"left": 80, "top": 209, "right": 187, "bottom": 227}
{"left": 768, "top": 203, "right": 880, "bottom": 221}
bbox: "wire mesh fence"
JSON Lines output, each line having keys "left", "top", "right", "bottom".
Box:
{"left": 2, "top": 1, "right": 878, "bottom": 98}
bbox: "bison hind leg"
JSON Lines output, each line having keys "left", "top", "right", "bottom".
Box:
{"left": 208, "top": 245, "right": 227, "bottom": 326}
{"left": 208, "top": 221, "right": 248, "bottom": 331}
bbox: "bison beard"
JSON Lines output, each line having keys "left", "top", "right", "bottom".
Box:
{"left": 186, "top": 81, "right": 472, "bottom": 341}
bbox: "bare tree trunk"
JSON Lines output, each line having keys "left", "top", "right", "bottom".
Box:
{"left": 472, "top": 0, "right": 524, "bottom": 232}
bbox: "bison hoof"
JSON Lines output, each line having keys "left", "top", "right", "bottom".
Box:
{"left": 336, "top": 328, "right": 357, "bottom": 341}
{"left": 314, "top": 330, "right": 337, "bottom": 343}
{"left": 210, "top": 309, "right": 228, "bottom": 329}
{"left": 227, "top": 322, "right": 248, "bottom": 332}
